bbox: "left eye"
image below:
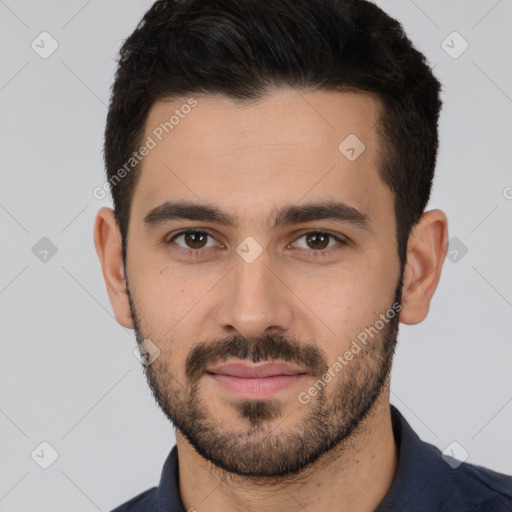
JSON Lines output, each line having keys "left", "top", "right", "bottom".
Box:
{"left": 291, "top": 232, "right": 343, "bottom": 251}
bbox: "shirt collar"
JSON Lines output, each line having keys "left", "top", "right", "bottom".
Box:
{"left": 375, "top": 404, "right": 448, "bottom": 511}
{"left": 157, "top": 443, "right": 185, "bottom": 512}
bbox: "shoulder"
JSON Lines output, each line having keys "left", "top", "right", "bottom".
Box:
{"left": 384, "top": 406, "right": 512, "bottom": 511}
{"left": 109, "top": 487, "right": 158, "bottom": 512}
{"left": 449, "top": 460, "right": 512, "bottom": 511}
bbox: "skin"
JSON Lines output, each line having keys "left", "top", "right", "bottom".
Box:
{"left": 94, "top": 88, "right": 448, "bottom": 512}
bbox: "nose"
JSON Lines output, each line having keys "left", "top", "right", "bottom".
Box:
{"left": 215, "top": 247, "right": 294, "bottom": 340}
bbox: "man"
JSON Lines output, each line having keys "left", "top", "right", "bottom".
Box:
{"left": 94, "top": 0, "right": 512, "bottom": 510}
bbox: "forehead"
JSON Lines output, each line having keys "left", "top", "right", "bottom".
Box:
{"left": 132, "top": 88, "right": 392, "bottom": 227}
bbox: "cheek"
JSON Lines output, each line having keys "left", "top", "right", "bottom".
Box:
{"left": 300, "top": 262, "right": 396, "bottom": 359}
{"left": 129, "top": 263, "right": 215, "bottom": 355}
{"left": 131, "top": 252, "right": 197, "bottom": 305}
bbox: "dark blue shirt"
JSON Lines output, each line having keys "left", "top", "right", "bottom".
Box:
{"left": 111, "top": 405, "right": 512, "bottom": 511}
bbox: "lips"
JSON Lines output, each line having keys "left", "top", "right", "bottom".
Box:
{"left": 207, "top": 361, "right": 306, "bottom": 378}
{"left": 205, "top": 361, "right": 308, "bottom": 399}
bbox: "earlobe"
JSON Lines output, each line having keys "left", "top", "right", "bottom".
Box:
{"left": 399, "top": 209, "right": 449, "bottom": 325}
{"left": 93, "top": 207, "right": 134, "bottom": 329}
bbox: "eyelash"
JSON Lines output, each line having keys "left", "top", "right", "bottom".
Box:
{"left": 166, "top": 229, "right": 348, "bottom": 258}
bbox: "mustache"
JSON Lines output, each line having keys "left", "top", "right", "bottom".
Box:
{"left": 185, "top": 334, "right": 328, "bottom": 385}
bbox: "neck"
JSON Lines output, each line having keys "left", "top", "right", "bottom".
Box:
{"left": 177, "top": 388, "right": 397, "bottom": 512}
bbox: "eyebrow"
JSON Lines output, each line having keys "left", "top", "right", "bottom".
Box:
{"left": 143, "top": 200, "right": 371, "bottom": 231}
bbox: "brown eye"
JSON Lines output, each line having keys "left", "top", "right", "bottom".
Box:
{"left": 183, "top": 232, "right": 208, "bottom": 249}
{"left": 169, "top": 230, "right": 217, "bottom": 250}
{"left": 291, "top": 231, "right": 346, "bottom": 254}
{"left": 305, "top": 232, "right": 330, "bottom": 250}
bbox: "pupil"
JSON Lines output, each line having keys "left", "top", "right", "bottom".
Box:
{"left": 307, "top": 233, "right": 329, "bottom": 250}
{"left": 186, "top": 232, "right": 206, "bottom": 249}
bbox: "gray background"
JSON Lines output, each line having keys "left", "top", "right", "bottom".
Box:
{"left": 0, "top": 0, "right": 511, "bottom": 510}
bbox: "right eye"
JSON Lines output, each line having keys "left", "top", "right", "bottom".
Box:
{"left": 167, "top": 229, "right": 222, "bottom": 254}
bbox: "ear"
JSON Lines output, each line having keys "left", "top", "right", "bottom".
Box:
{"left": 93, "top": 207, "right": 134, "bottom": 329}
{"left": 400, "top": 209, "right": 449, "bottom": 325}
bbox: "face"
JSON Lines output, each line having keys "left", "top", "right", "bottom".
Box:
{"left": 124, "top": 89, "right": 403, "bottom": 477}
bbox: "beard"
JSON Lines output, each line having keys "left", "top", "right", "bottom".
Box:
{"left": 125, "top": 271, "right": 403, "bottom": 480}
